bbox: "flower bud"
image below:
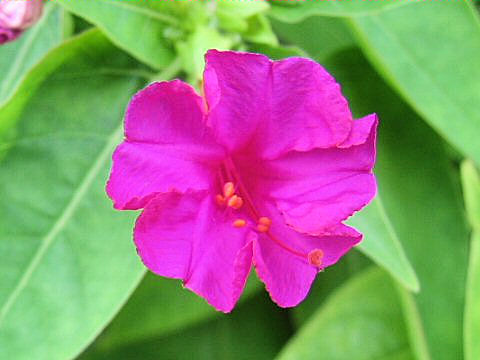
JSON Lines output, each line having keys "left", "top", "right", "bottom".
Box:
{"left": 0, "top": 0, "right": 43, "bottom": 44}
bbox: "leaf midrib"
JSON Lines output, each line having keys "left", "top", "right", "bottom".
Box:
{"left": 0, "top": 125, "right": 123, "bottom": 326}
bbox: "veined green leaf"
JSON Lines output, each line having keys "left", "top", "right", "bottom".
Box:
{"left": 0, "top": 31, "right": 151, "bottom": 360}
{"left": 349, "top": 1, "right": 480, "bottom": 165}
{"left": 0, "top": 3, "right": 64, "bottom": 117}
{"left": 277, "top": 268, "right": 413, "bottom": 360}
{"left": 55, "top": 0, "right": 179, "bottom": 69}
{"left": 0, "top": 27, "right": 153, "bottom": 139}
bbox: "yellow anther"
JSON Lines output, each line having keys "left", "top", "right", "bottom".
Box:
{"left": 258, "top": 217, "right": 272, "bottom": 226}
{"left": 215, "top": 194, "right": 226, "bottom": 206}
{"left": 308, "top": 249, "right": 324, "bottom": 267}
{"left": 257, "top": 224, "right": 270, "bottom": 233}
{"left": 227, "top": 195, "right": 243, "bottom": 209}
{"left": 223, "top": 182, "right": 235, "bottom": 198}
{"left": 233, "top": 219, "right": 246, "bottom": 228}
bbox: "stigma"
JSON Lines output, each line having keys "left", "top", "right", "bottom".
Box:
{"left": 308, "top": 249, "right": 324, "bottom": 267}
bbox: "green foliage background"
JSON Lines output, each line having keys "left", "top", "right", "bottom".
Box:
{"left": 0, "top": 1, "right": 479, "bottom": 359}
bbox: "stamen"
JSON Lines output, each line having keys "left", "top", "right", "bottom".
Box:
{"left": 257, "top": 224, "right": 270, "bottom": 233}
{"left": 215, "top": 194, "right": 226, "bottom": 206}
{"left": 227, "top": 195, "right": 243, "bottom": 209}
{"left": 233, "top": 219, "right": 246, "bottom": 228}
{"left": 258, "top": 217, "right": 272, "bottom": 226}
{"left": 308, "top": 249, "right": 324, "bottom": 267}
{"left": 257, "top": 216, "right": 272, "bottom": 232}
{"left": 223, "top": 182, "right": 235, "bottom": 198}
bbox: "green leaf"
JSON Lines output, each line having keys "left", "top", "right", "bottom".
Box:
{"left": 247, "top": 43, "right": 306, "bottom": 60}
{"left": 243, "top": 14, "right": 278, "bottom": 46}
{"left": 0, "top": 27, "right": 153, "bottom": 140}
{"left": 338, "top": 49, "right": 469, "bottom": 360}
{"left": 80, "top": 291, "right": 291, "bottom": 360}
{"left": 176, "top": 26, "right": 232, "bottom": 83}
{"left": 464, "top": 233, "right": 480, "bottom": 360}
{"left": 0, "top": 31, "right": 152, "bottom": 360}
{"left": 277, "top": 268, "right": 413, "bottom": 360}
{"left": 349, "top": 1, "right": 480, "bottom": 165}
{"left": 217, "top": 0, "right": 269, "bottom": 33}
{"left": 85, "top": 272, "right": 263, "bottom": 351}
{"left": 349, "top": 198, "right": 420, "bottom": 292}
{"left": 55, "top": 0, "right": 179, "bottom": 69}
{"left": 311, "top": 47, "right": 468, "bottom": 360}
{"left": 269, "top": 0, "right": 413, "bottom": 22}
{"left": 270, "top": 16, "right": 355, "bottom": 62}
{"left": 461, "top": 161, "right": 480, "bottom": 360}
{"left": 0, "top": 3, "right": 64, "bottom": 113}
{"left": 291, "top": 250, "right": 371, "bottom": 327}
{"left": 461, "top": 160, "right": 480, "bottom": 232}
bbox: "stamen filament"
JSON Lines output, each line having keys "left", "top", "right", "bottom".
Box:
{"left": 221, "top": 158, "right": 316, "bottom": 264}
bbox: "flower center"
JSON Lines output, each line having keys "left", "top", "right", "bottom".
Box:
{"left": 215, "top": 157, "right": 323, "bottom": 268}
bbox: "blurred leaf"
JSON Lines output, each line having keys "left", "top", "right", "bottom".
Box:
{"left": 461, "top": 161, "right": 480, "bottom": 360}
{"left": 80, "top": 291, "right": 292, "bottom": 360}
{"left": 217, "top": 0, "right": 269, "bottom": 33}
{"left": 0, "top": 4, "right": 64, "bottom": 113}
{"left": 291, "top": 250, "right": 371, "bottom": 327}
{"left": 349, "top": 1, "right": 480, "bottom": 165}
{"left": 349, "top": 198, "right": 420, "bottom": 292}
{"left": 243, "top": 14, "right": 278, "bottom": 46}
{"left": 176, "top": 26, "right": 232, "bottom": 83}
{"left": 269, "top": 0, "right": 412, "bottom": 22}
{"left": 0, "top": 31, "right": 154, "bottom": 360}
{"left": 461, "top": 161, "right": 480, "bottom": 232}
{"left": 464, "top": 232, "right": 480, "bottom": 360}
{"left": 271, "top": 16, "right": 354, "bottom": 62}
{"left": 55, "top": 0, "right": 180, "bottom": 69}
{"left": 247, "top": 43, "right": 306, "bottom": 60}
{"left": 277, "top": 268, "right": 413, "bottom": 360}
{"left": 323, "top": 48, "right": 469, "bottom": 360}
{"left": 88, "top": 271, "right": 263, "bottom": 351}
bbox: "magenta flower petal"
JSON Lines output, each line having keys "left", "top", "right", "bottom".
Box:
{"left": 106, "top": 81, "right": 224, "bottom": 209}
{"left": 204, "top": 50, "right": 271, "bottom": 152}
{"left": 258, "top": 57, "right": 353, "bottom": 159}
{"left": 253, "top": 202, "right": 361, "bottom": 307}
{"left": 204, "top": 50, "right": 353, "bottom": 157}
{"left": 134, "top": 191, "right": 255, "bottom": 312}
{"left": 239, "top": 114, "right": 377, "bottom": 234}
{"left": 107, "top": 50, "right": 379, "bottom": 311}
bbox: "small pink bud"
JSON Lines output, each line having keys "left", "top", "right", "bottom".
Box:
{"left": 0, "top": 0, "right": 43, "bottom": 44}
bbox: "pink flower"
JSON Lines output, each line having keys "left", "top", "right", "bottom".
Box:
{"left": 106, "top": 50, "right": 378, "bottom": 312}
{"left": 0, "top": 0, "right": 43, "bottom": 45}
